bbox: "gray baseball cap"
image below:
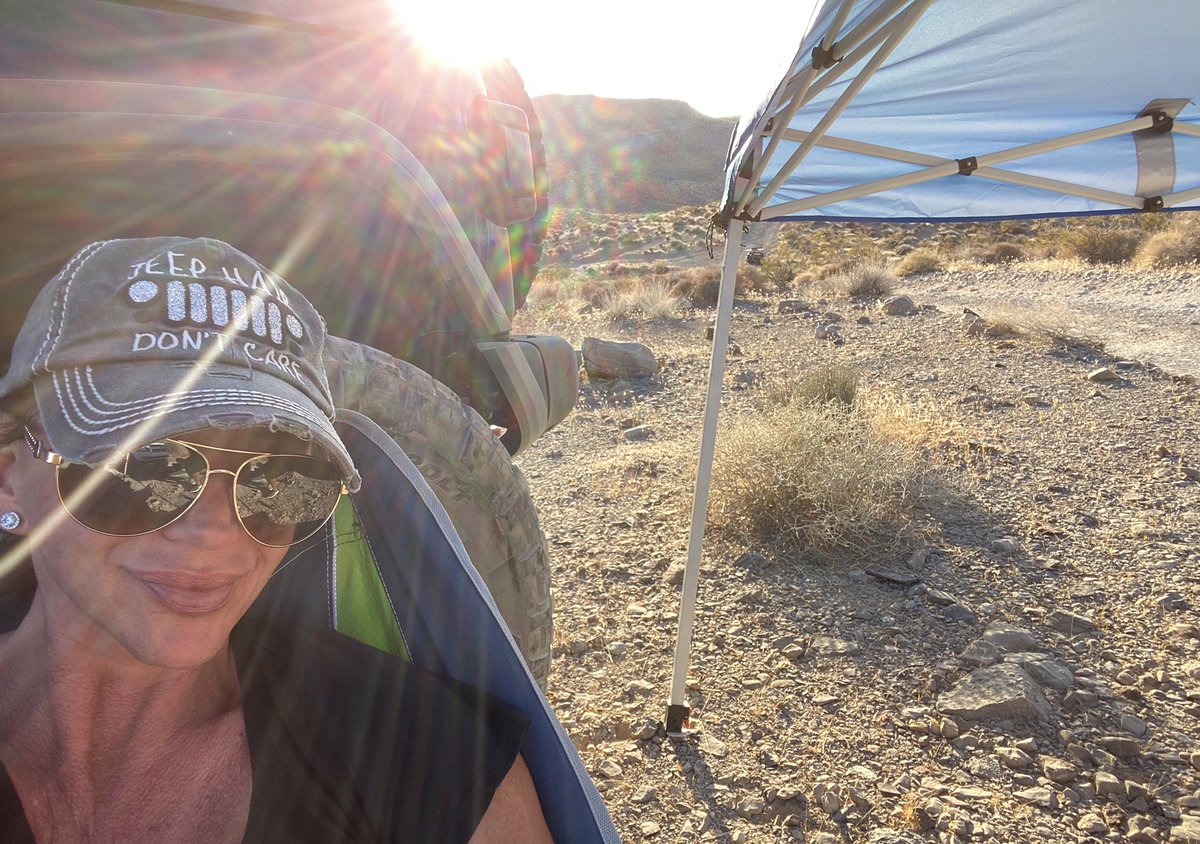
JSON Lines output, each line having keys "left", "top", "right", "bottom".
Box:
{"left": 0, "top": 236, "right": 360, "bottom": 491}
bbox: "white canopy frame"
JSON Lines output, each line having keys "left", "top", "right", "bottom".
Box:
{"left": 665, "top": 0, "right": 1199, "bottom": 732}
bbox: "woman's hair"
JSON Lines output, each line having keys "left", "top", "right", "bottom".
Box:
{"left": 0, "top": 385, "right": 36, "bottom": 446}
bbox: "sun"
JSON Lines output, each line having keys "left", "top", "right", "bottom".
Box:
{"left": 388, "top": 0, "right": 522, "bottom": 68}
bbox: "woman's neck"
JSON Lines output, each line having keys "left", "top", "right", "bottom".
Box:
{"left": 0, "top": 588, "right": 241, "bottom": 785}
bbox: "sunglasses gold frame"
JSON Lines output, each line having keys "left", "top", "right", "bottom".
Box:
{"left": 23, "top": 428, "right": 347, "bottom": 548}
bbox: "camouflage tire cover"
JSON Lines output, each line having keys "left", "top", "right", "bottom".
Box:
{"left": 323, "top": 336, "right": 553, "bottom": 689}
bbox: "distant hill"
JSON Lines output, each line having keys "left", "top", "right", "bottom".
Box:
{"left": 534, "top": 95, "right": 735, "bottom": 214}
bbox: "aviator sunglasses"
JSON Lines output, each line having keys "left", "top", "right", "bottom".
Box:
{"left": 23, "top": 428, "right": 346, "bottom": 547}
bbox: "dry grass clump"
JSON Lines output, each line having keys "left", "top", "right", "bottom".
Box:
{"left": 895, "top": 248, "right": 944, "bottom": 277}
{"left": 760, "top": 365, "right": 859, "bottom": 410}
{"left": 1135, "top": 216, "right": 1200, "bottom": 267}
{"left": 712, "top": 378, "right": 930, "bottom": 553}
{"left": 821, "top": 260, "right": 896, "bottom": 298}
{"left": 978, "top": 302, "right": 1105, "bottom": 351}
{"left": 667, "top": 266, "right": 763, "bottom": 306}
{"left": 633, "top": 280, "right": 683, "bottom": 319}
{"left": 1057, "top": 223, "right": 1142, "bottom": 264}
{"left": 976, "top": 242, "right": 1025, "bottom": 265}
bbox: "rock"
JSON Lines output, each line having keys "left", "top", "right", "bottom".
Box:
{"left": 664, "top": 564, "right": 686, "bottom": 586}
{"left": 962, "top": 310, "right": 986, "bottom": 336}
{"left": 811, "top": 635, "right": 862, "bottom": 657}
{"left": 1159, "top": 592, "right": 1191, "bottom": 612}
{"left": 623, "top": 425, "right": 654, "bottom": 441}
{"left": 1098, "top": 735, "right": 1142, "bottom": 758}
{"left": 639, "top": 820, "right": 661, "bottom": 837}
{"left": 997, "top": 746, "right": 1035, "bottom": 769}
{"left": 814, "top": 323, "right": 842, "bottom": 341}
{"left": 944, "top": 603, "right": 979, "bottom": 625}
{"left": 735, "top": 796, "right": 764, "bottom": 818}
{"left": 626, "top": 679, "right": 656, "bottom": 697}
{"left": 1087, "top": 367, "right": 1122, "bottom": 382}
{"left": 926, "top": 587, "right": 959, "bottom": 606}
{"left": 596, "top": 759, "right": 623, "bottom": 779}
{"left": 939, "top": 716, "right": 961, "bottom": 739}
{"left": 867, "top": 831, "right": 926, "bottom": 844}
{"left": 881, "top": 294, "right": 917, "bottom": 315}
{"left": 1171, "top": 818, "right": 1200, "bottom": 844}
{"left": 777, "top": 299, "right": 811, "bottom": 313}
{"left": 1047, "top": 609, "right": 1098, "bottom": 635}
{"left": 582, "top": 337, "right": 658, "bottom": 378}
{"left": 961, "top": 639, "right": 1001, "bottom": 668}
{"left": 633, "top": 719, "right": 660, "bottom": 741}
{"left": 1014, "top": 786, "right": 1057, "bottom": 809}
{"left": 1120, "top": 713, "right": 1149, "bottom": 737}
{"left": 937, "top": 664, "right": 1051, "bottom": 722}
{"left": 990, "top": 537, "right": 1020, "bottom": 555}
{"left": 1006, "top": 653, "right": 1075, "bottom": 690}
{"left": 698, "top": 734, "right": 728, "bottom": 758}
{"left": 1077, "top": 813, "right": 1108, "bottom": 835}
{"left": 1094, "top": 772, "right": 1123, "bottom": 796}
{"left": 1041, "top": 757, "right": 1078, "bottom": 784}
{"left": 569, "top": 640, "right": 588, "bottom": 657}
{"left": 981, "top": 622, "right": 1039, "bottom": 653}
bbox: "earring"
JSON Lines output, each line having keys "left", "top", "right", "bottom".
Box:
{"left": 0, "top": 512, "right": 21, "bottom": 532}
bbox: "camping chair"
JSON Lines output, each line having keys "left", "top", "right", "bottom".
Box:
{"left": 0, "top": 410, "right": 618, "bottom": 842}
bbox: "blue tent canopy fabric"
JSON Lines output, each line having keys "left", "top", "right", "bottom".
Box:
{"left": 722, "top": 0, "right": 1200, "bottom": 223}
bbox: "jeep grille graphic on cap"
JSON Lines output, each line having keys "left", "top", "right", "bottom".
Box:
{"left": 126, "top": 278, "right": 305, "bottom": 346}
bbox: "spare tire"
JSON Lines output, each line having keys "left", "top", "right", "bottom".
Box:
{"left": 482, "top": 59, "right": 550, "bottom": 311}
{"left": 323, "top": 337, "right": 553, "bottom": 689}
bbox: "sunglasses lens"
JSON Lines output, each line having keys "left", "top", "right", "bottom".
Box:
{"left": 56, "top": 441, "right": 207, "bottom": 535}
{"left": 235, "top": 455, "right": 344, "bottom": 546}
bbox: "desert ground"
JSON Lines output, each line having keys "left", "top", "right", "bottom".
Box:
{"left": 514, "top": 215, "right": 1200, "bottom": 844}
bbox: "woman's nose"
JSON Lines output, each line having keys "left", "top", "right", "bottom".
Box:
{"left": 162, "top": 470, "right": 243, "bottom": 543}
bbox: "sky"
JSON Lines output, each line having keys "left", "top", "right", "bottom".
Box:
{"left": 398, "top": 1, "right": 821, "bottom": 118}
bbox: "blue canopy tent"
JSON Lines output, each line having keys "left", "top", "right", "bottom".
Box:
{"left": 666, "top": 0, "right": 1200, "bottom": 731}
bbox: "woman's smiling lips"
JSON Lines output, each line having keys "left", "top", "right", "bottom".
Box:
{"left": 132, "top": 570, "right": 239, "bottom": 614}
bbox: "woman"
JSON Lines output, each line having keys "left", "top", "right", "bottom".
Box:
{"left": 0, "top": 237, "right": 553, "bottom": 842}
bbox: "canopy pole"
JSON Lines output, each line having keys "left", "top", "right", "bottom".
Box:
{"left": 665, "top": 220, "right": 744, "bottom": 735}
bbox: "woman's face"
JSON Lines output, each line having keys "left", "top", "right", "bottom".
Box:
{"left": 0, "top": 426, "right": 308, "bottom": 669}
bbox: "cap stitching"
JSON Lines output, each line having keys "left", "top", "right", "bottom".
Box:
{"left": 54, "top": 368, "right": 335, "bottom": 434}
{"left": 80, "top": 366, "right": 329, "bottom": 418}
{"left": 35, "top": 240, "right": 114, "bottom": 371}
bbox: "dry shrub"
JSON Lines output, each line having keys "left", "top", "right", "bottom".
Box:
{"left": 1135, "top": 216, "right": 1200, "bottom": 267}
{"left": 1058, "top": 224, "right": 1142, "bottom": 264}
{"left": 634, "top": 280, "right": 683, "bottom": 319}
{"left": 599, "top": 288, "right": 637, "bottom": 321}
{"left": 712, "top": 395, "right": 928, "bottom": 554}
{"left": 822, "top": 260, "right": 896, "bottom": 298}
{"left": 895, "top": 248, "right": 944, "bottom": 277}
{"left": 977, "top": 242, "right": 1025, "bottom": 264}
{"left": 761, "top": 365, "right": 859, "bottom": 410}
{"left": 668, "top": 266, "right": 754, "bottom": 306}
{"left": 980, "top": 302, "right": 1105, "bottom": 351}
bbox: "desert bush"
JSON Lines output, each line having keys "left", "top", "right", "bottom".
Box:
{"left": 978, "top": 302, "right": 1105, "bottom": 351}
{"left": 822, "top": 260, "right": 896, "bottom": 298}
{"left": 761, "top": 365, "right": 859, "bottom": 410}
{"left": 1135, "top": 216, "right": 1200, "bottom": 267}
{"left": 599, "top": 288, "right": 637, "bottom": 321}
{"left": 634, "top": 280, "right": 683, "bottom": 319}
{"left": 712, "top": 395, "right": 927, "bottom": 553}
{"left": 1058, "top": 224, "right": 1142, "bottom": 264}
{"left": 977, "top": 242, "right": 1025, "bottom": 264}
{"left": 668, "top": 266, "right": 755, "bottom": 306}
{"left": 895, "top": 248, "right": 944, "bottom": 277}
